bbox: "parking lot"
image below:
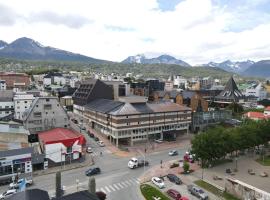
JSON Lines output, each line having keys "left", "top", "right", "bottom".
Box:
{"left": 149, "top": 174, "right": 220, "bottom": 200}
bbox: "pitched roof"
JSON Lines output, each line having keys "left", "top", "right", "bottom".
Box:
{"left": 216, "top": 77, "right": 244, "bottom": 101}
{"left": 0, "top": 147, "right": 33, "bottom": 158}
{"left": 244, "top": 112, "right": 270, "bottom": 120}
{"left": 265, "top": 106, "right": 270, "bottom": 111}
{"left": 84, "top": 99, "right": 124, "bottom": 113}
{"left": 7, "top": 189, "right": 50, "bottom": 200}
{"left": 38, "top": 128, "right": 86, "bottom": 146}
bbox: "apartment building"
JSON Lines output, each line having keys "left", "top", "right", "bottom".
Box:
{"left": 0, "top": 72, "right": 30, "bottom": 90}
{"left": 0, "top": 80, "right": 6, "bottom": 90}
{"left": 0, "top": 90, "right": 14, "bottom": 119}
{"left": 23, "top": 97, "right": 69, "bottom": 134}
{"left": 84, "top": 99, "right": 191, "bottom": 146}
{"left": 14, "top": 92, "right": 35, "bottom": 120}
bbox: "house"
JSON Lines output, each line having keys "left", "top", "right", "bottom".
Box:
{"left": 130, "top": 80, "right": 165, "bottom": 97}
{"left": 0, "top": 147, "right": 33, "bottom": 183}
{"left": 84, "top": 99, "right": 191, "bottom": 146}
{"left": 38, "top": 128, "right": 86, "bottom": 166}
{"left": 104, "top": 80, "right": 130, "bottom": 100}
{"left": 23, "top": 97, "right": 69, "bottom": 134}
{"left": 244, "top": 83, "right": 267, "bottom": 101}
{"left": 14, "top": 92, "right": 35, "bottom": 120}
{"left": 264, "top": 106, "right": 270, "bottom": 116}
{"left": 0, "top": 90, "right": 14, "bottom": 120}
{"left": 0, "top": 80, "right": 6, "bottom": 90}
{"left": 60, "top": 96, "right": 73, "bottom": 111}
{"left": 72, "top": 79, "right": 113, "bottom": 116}
{"left": 43, "top": 72, "right": 65, "bottom": 86}
{"left": 0, "top": 72, "right": 30, "bottom": 90}
{"left": 243, "top": 106, "right": 270, "bottom": 121}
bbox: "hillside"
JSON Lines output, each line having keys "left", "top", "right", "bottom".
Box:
{"left": 0, "top": 58, "right": 232, "bottom": 80}
{"left": 243, "top": 60, "right": 270, "bottom": 78}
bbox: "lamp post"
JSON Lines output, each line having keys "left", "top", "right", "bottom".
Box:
{"left": 16, "top": 167, "right": 21, "bottom": 182}
{"left": 235, "top": 158, "right": 238, "bottom": 172}
{"left": 76, "top": 179, "right": 79, "bottom": 191}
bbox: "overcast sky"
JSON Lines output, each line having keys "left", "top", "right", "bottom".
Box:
{"left": 0, "top": 0, "right": 270, "bottom": 64}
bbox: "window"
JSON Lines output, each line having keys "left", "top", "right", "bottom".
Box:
{"left": 67, "top": 147, "right": 72, "bottom": 153}
{"left": 126, "top": 116, "right": 128, "bottom": 118}
{"left": 33, "top": 112, "right": 42, "bottom": 117}
{"left": 24, "top": 101, "right": 27, "bottom": 104}
{"left": 17, "top": 101, "right": 20, "bottom": 103}
{"left": 5, "top": 111, "right": 9, "bottom": 114}
{"left": 36, "top": 105, "right": 38, "bottom": 108}
{"left": 46, "top": 98, "right": 50, "bottom": 102}
{"left": 17, "top": 106, "right": 20, "bottom": 109}
{"left": 127, "top": 122, "right": 130, "bottom": 125}
{"left": 44, "top": 104, "right": 52, "bottom": 110}
{"left": 25, "top": 106, "right": 27, "bottom": 109}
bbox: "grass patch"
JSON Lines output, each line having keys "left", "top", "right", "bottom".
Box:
{"left": 194, "top": 180, "right": 240, "bottom": 200}
{"left": 256, "top": 155, "right": 270, "bottom": 166}
{"left": 140, "top": 184, "right": 170, "bottom": 200}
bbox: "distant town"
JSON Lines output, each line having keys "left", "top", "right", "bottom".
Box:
{"left": 0, "top": 68, "right": 269, "bottom": 200}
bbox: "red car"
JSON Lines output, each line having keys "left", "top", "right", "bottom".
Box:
{"left": 167, "top": 189, "right": 189, "bottom": 200}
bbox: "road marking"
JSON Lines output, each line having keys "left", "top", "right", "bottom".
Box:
{"left": 133, "top": 178, "right": 140, "bottom": 184}
{"left": 100, "top": 188, "right": 106, "bottom": 193}
{"left": 124, "top": 180, "right": 132, "bottom": 186}
{"left": 105, "top": 186, "right": 111, "bottom": 193}
{"left": 127, "top": 180, "right": 135, "bottom": 185}
{"left": 109, "top": 185, "right": 116, "bottom": 192}
{"left": 121, "top": 181, "right": 128, "bottom": 187}
{"left": 117, "top": 183, "right": 124, "bottom": 189}
{"left": 113, "top": 183, "right": 120, "bottom": 190}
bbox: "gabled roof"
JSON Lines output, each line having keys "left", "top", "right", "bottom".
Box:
{"left": 216, "top": 77, "right": 244, "bottom": 101}
{"left": 84, "top": 99, "right": 124, "bottom": 114}
{"left": 265, "top": 106, "right": 270, "bottom": 111}
{"left": 7, "top": 189, "right": 50, "bottom": 200}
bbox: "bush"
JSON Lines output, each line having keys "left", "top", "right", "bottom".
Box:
{"left": 140, "top": 184, "right": 170, "bottom": 200}
{"left": 170, "top": 162, "right": 179, "bottom": 168}
{"left": 183, "top": 161, "right": 190, "bottom": 173}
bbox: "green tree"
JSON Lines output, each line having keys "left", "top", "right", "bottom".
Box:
{"left": 183, "top": 161, "right": 190, "bottom": 173}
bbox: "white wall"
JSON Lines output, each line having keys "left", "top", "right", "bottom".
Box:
{"left": 43, "top": 78, "right": 51, "bottom": 86}
{"left": 0, "top": 101, "right": 14, "bottom": 118}
{"left": 54, "top": 76, "right": 66, "bottom": 85}
{"left": 14, "top": 94, "right": 35, "bottom": 120}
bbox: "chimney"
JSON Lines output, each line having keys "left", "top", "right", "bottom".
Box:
{"left": 88, "top": 177, "right": 96, "bottom": 194}
{"left": 56, "top": 171, "right": 62, "bottom": 198}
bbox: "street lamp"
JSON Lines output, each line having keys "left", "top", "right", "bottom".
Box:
{"left": 234, "top": 158, "right": 238, "bottom": 172}
{"left": 76, "top": 179, "right": 79, "bottom": 191}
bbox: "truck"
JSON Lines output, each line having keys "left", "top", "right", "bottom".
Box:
{"left": 128, "top": 157, "right": 149, "bottom": 169}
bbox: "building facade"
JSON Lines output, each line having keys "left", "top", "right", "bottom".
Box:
{"left": 0, "top": 80, "right": 6, "bottom": 90}
{"left": 0, "top": 147, "right": 33, "bottom": 183}
{"left": 23, "top": 97, "right": 69, "bottom": 134}
{"left": 0, "top": 90, "right": 14, "bottom": 119}
{"left": 244, "top": 83, "right": 267, "bottom": 101}
{"left": 14, "top": 92, "right": 35, "bottom": 120}
{"left": 84, "top": 99, "right": 191, "bottom": 146}
{"left": 0, "top": 72, "right": 30, "bottom": 90}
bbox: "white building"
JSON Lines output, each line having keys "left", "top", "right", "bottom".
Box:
{"left": 0, "top": 90, "right": 14, "bottom": 119}
{"left": 43, "top": 72, "right": 66, "bottom": 86}
{"left": 14, "top": 92, "right": 35, "bottom": 120}
{"left": 164, "top": 81, "right": 174, "bottom": 91}
{"left": 245, "top": 83, "right": 267, "bottom": 100}
{"left": 0, "top": 80, "right": 6, "bottom": 90}
{"left": 174, "top": 75, "right": 188, "bottom": 89}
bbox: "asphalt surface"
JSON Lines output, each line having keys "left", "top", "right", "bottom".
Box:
{"left": 0, "top": 121, "right": 188, "bottom": 200}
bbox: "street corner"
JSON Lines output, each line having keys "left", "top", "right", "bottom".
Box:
{"left": 112, "top": 150, "right": 134, "bottom": 157}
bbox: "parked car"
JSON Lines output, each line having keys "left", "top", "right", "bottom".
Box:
{"left": 151, "top": 177, "right": 165, "bottom": 188}
{"left": 86, "top": 147, "right": 93, "bottom": 153}
{"left": 85, "top": 167, "right": 101, "bottom": 176}
{"left": 167, "top": 189, "right": 182, "bottom": 200}
{"left": 73, "top": 119, "right": 78, "bottom": 124}
{"left": 87, "top": 131, "right": 94, "bottom": 138}
{"left": 81, "top": 126, "right": 86, "bottom": 131}
{"left": 169, "top": 150, "right": 178, "bottom": 156}
{"left": 167, "top": 174, "right": 182, "bottom": 185}
{"left": 9, "top": 178, "right": 33, "bottom": 189}
{"left": 0, "top": 189, "right": 17, "bottom": 199}
{"left": 187, "top": 185, "right": 208, "bottom": 200}
{"left": 154, "top": 139, "right": 163, "bottom": 143}
{"left": 94, "top": 137, "right": 99, "bottom": 141}
{"left": 97, "top": 141, "right": 105, "bottom": 147}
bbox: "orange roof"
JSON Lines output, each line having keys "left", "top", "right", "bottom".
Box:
{"left": 244, "top": 112, "right": 270, "bottom": 120}
{"left": 265, "top": 106, "right": 270, "bottom": 111}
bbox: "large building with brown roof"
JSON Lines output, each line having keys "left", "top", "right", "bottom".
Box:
{"left": 0, "top": 72, "right": 30, "bottom": 90}
{"left": 83, "top": 99, "right": 191, "bottom": 146}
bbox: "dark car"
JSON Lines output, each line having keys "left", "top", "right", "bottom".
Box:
{"left": 167, "top": 189, "right": 181, "bottom": 200}
{"left": 73, "top": 119, "right": 78, "bottom": 124}
{"left": 94, "top": 137, "right": 99, "bottom": 141}
{"left": 167, "top": 174, "right": 182, "bottom": 185}
{"left": 89, "top": 133, "right": 95, "bottom": 138}
{"left": 85, "top": 167, "right": 101, "bottom": 176}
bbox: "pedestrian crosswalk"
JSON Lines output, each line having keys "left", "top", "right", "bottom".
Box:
{"left": 90, "top": 149, "right": 112, "bottom": 157}
{"left": 97, "top": 178, "right": 140, "bottom": 194}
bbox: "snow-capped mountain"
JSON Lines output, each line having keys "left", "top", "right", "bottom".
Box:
{"left": 0, "top": 37, "right": 108, "bottom": 63}
{"left": 122, "top": 54, "right": 191, "bottom": 67}
{"left": 203, "top": 60, "right": 255, "bottom": 73}
{"left": 243, "top": 60, "right": 270, "bottom": 78}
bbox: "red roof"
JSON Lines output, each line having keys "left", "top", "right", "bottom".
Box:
{"left": 244, "top": 112, "right": 270, "bottom": 120}
{"left": 38, "top": 128, "right": 86, "bottom": 147}
{"left": 265, "top": 106, "right": 270, "bottom": 111}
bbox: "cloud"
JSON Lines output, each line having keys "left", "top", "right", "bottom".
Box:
{"left": 105, "top": 25, "right": 135, "bottom": 32}
{"left": 0, "top": 4, "right": 18, "bottom": 26}
{"left": 28, "top": 11, "right": 93, "bottom": 28}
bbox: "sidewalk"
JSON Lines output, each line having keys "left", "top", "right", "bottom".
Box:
{"left": 33, "top": 155, "right": 94, "bottom": 177}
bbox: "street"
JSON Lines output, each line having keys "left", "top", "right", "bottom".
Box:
{"left": 0, "top": 119, "right": 189, "bottom": 200}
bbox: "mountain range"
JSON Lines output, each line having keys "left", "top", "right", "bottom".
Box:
{"left": 122, "top": 54, "right": 191, "bottom": 67}
{"left": 0, "top": 37, "right": 269, "bottom": 78}
{"left": 0, "top": 37, "right": 107, "bottom": 63}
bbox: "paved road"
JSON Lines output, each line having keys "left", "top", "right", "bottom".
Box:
{"left": 0, "top": 120, "right": 188, "bottom": 200}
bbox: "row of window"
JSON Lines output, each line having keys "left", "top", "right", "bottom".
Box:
{"left": 0, "top": 111, "right": 10, "bottom": 114}
{"left": 0, "top": 105, "right": 13, "bottom": 109}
